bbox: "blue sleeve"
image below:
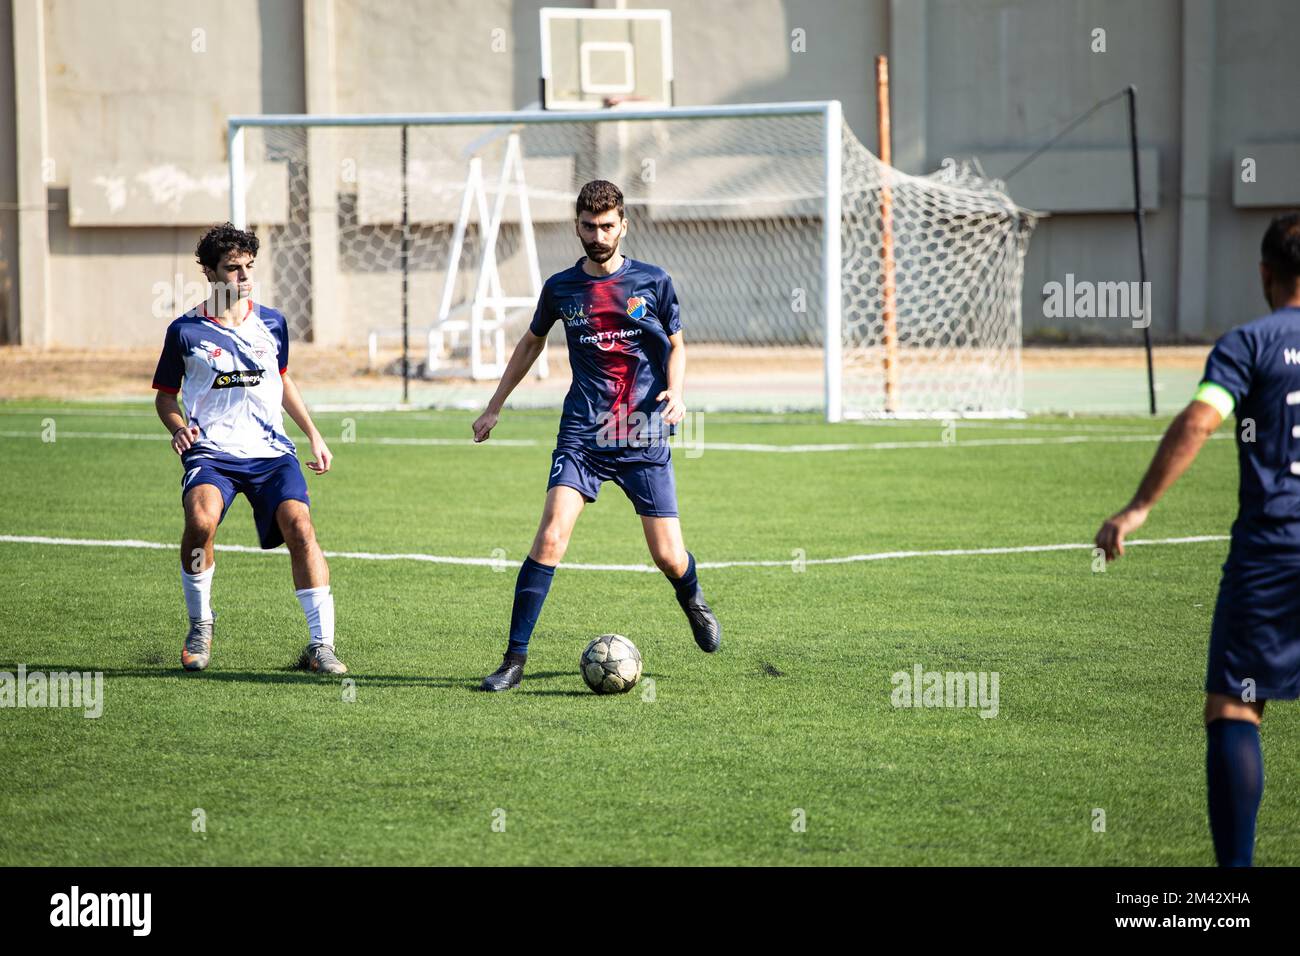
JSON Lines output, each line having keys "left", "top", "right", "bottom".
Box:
{"left": 660, "top": 273, "right": 681, "bottom": 336}
{"left": 1201, "top": 328, "right": 1254, "bottom": 406}
{"left": 528, "top": 282, "right": 554, "bottom": 337}
{"left": 275, "top": 312, "right": 289, "bottom": 373}
{"left": 151, "top": 323, "right": 184, "bottom": 394}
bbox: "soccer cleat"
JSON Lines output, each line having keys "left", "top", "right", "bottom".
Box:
{"left": 480, "top": 652, "right": 527, "bottom": 692}
{"left": 303, "top": 642, "right": 349, "bottom": 675}
{"left": 680, "top": 596, "right": 721, "bottom": 653}
{"left": 181, "top": 619, "right": 214, "bottom": 671}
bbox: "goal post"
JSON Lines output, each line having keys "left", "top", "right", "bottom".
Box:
{"left": 822, "top": 100, "right": 843, "bottom": 423}
{"left": 227, "top": 101, "right": 1034, "bottom": 417}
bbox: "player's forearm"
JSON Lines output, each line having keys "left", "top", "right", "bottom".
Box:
{"left": 486, "top": 333, "right": 545, "bottom": 413}
{"left": 155, "top": 391, "right": 186, "bottom": 434}
{"left": 280, "top": 374, "right": 321, "bottom": 439}
{"left": 666, "top": 341, "right": 685, "bottom": 396}
{"left": 1125, "top": 407, "right": 1217, "bottom": 511}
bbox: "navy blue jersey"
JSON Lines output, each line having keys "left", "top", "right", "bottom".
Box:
{"left": 530, "top": 257, "right": 681, "bottom": 458}
{"left": 1199, "top": 306, "right": 1300, "bottom": 556}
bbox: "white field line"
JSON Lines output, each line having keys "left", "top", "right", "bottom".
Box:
{"left": 0, "top": 406, "right": 1175, "bottom": 432}
{"left": 0, "top": 533, "right": 1230, "bottom": 573}
{"left": 0, "top": 428, "right": 1230, "bottom": 453}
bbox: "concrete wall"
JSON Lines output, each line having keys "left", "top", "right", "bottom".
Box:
{"left": 3, "top": 0, "right": 1298, "bottom": 347}
{"left": 1206, "top": 0, "right": 1300, "bottom": 333}
{"left": 22, "top": 0, "right": 306, "bottom": 347}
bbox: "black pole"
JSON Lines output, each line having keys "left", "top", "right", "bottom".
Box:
{"left": 400, "top": 124, "right": 410, "bottom": 404}
{"left": 1126, "top": 85, "right": 1156, "bottom": 416}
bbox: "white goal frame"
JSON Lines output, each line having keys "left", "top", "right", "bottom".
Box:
{"left": 227, "top": 101, "right": 845, "bottom": 420}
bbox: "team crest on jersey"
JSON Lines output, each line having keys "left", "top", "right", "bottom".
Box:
{"left": 626, "top": 296, "right": 647, "bottom": 320}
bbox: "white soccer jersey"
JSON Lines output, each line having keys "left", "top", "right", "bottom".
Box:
{"left": 151, "top": 302, "right": 296, "bottom": 461}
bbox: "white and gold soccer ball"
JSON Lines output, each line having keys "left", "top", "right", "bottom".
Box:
{"left": 580, "top": 634, "right": 643, "bottom": 695}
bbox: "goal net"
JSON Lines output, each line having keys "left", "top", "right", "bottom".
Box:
{"left": 228, "top": 102, "right": 1035, "bottom": 419}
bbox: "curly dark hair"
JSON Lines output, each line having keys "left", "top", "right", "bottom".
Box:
{"left": 195, "top": 222, "right": 259, "bottom": 271}
{"left": 576, "top": 180, "right": 624, "bottom": 220}
{"left": 1262, "top": 212, "right": 1300, "bottom": 281}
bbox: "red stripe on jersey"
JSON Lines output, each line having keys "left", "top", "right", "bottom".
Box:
{"left": 588, "top": 277, "right": 634, "bottom": 427}
{"left": 152, "top": 383, "right": 180, "bottom": 394}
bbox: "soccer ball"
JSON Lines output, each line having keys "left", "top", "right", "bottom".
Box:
{"left": 580, "top": 634, "right": 643, "bottom": 695}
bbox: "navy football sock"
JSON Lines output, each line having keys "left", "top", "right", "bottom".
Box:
{"left": 1206, "top": 718, "right": 1263, "bottom": 867}
{"left": 667, "top": 551, "right": 701, "bottom": 604}
{"left": 506, "top": 557, "right": 556, "bottom": 657}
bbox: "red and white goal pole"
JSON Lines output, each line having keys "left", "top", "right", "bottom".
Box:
{"left": 876, "top": 55, "right": 900, "bottom": 414}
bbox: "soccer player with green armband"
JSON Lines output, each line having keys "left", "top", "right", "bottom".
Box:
{"left": 1094, "top": 212, "right": 1300, "bottom": 866}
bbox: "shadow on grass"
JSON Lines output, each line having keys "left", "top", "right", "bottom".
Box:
{"left": 14, "top": 664, "right": 630, "bottom": 694}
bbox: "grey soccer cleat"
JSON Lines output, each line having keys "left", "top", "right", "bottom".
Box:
{"left": 181, "top": 619, "right": 214, "bottom": 671}
{"left": 679, "top": 595, "right": 721, "bottom": 653}
{"left": 303, "top": 642, "right": 349, "bottom": 675}
{"left": 479, "top": 652, "right": 526, "bottom": 692}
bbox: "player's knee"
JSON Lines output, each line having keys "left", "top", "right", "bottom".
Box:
{"left": 1204, "top": 693, "right": 1263, "bottom": 726}
{"left": 184, "top": 511, "right": 219, "bottom": 540}
{"left": 652, "top": 549, "right": 686, "bottom": 576}
{"left": 281, "top": 510, "right": 316, "bottom": 549}
{"left": 534, "top": 527, "right": 569, "bottom": 563}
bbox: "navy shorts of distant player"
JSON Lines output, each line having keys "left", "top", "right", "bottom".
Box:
{"left": 1197, "top": 304, "right": 1300, "bottom": 702}
{"left": 533, "top": 256, "right": 681, "bottom": 518}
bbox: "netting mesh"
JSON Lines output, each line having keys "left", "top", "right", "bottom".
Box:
{"left": 840, "top": 143, "right": 1037, "bottom": 416}
{"left": 235, "top": 112, "right": 1034, "bottom": 415}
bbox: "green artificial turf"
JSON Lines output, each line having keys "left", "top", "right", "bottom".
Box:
{"left": 1, "top": 403, "right": 1295, "bottom": 865}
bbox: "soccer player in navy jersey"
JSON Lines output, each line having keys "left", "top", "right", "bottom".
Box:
{"left": 472, "top": 180, "right": 721, "bottom": 691}
{"left": 1095, "top": 212, "right": 1300, "bottom": 866}
{"left": 152, "top": 223, "right": 347, "bottom": 675}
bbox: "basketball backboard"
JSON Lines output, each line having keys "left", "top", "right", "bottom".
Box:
{"left": 540, "top": 7, "right": 673, "bottom": 110}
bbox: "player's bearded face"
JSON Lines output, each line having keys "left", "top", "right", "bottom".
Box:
{"left": 578, "top": 214, "right": 625, "bottom": 263}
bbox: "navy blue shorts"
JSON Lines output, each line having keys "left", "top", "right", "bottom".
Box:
{"left": 547, "top": 445, "right": 678, "bottom": 518}
{"left": 1207, "top": 558, "right": 1300, "bottom": 701}
{"left": 181, "top": 453, "right": 310, "bottom": 550}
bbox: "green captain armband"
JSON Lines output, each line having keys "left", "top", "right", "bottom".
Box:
{"left": 1193, "top": 381, "right": 1235, "bottom": 418}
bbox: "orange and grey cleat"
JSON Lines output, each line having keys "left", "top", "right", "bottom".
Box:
{"left": 181, "top": 619, "right": 214, "bottom": 671}
{"left": 303, "top": 642, "right": 348, "bottom": 675}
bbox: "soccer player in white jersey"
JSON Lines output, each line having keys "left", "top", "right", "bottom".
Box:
{"left": 152, "top": 223, "right": 347, "bottom": 674}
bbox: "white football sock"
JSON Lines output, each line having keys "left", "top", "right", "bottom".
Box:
{"left": 181, "top": 564, "right": 214, "bottom": 622}
{"left": 296, "top": 585, "right": 335, "bottom": 647}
